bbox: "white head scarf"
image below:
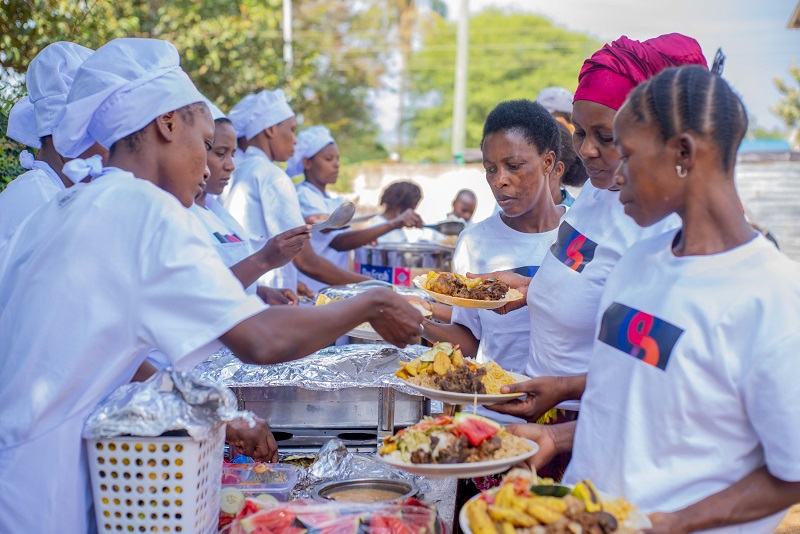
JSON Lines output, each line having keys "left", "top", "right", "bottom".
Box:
{"left": 536, "top": 86, "right": 574, "bottom": 115}
{"left": 6, "top": 42, "right": 93, "bottom": 149}
{"left": 238, "top": 89, "right": 295, "bottom": 140}
{"left": 228, "top": 93, "right": 258, "bottom": 138}
{"left": 202, "top": 96, "right": 226, "bottom": 120}
{"left": 285, "top": 125, "right": 336, "bottom": 177}
{"left": 53, "top": 38, "right": 205, "bottom": 158}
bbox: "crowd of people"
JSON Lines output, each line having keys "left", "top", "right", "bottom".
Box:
{"left": 0, "top": 27, "right": 798, "bottom": 534}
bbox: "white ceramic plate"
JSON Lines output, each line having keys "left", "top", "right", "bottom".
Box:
{"left": 412, "top": 275, "right": 524, "bottom": 310}
{"left": 346, "top": 324, "right": 384, "bottom": 341}
{"left": 378, "top": 439, "right": 538, "bottom": 479}
{"left": 400, "top": 372, "right": 527, "bottom": 406}
{"left": 346, "top": 302, "right": 432, "bottom": 341}
{"left": 458, "top": 486, "right": 653, "bottom": 533}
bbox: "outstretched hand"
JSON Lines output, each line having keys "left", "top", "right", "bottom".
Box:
{"left": 225, "top": 416, "right": 279, "bottom": 463}
{"left": 467, "top": 271, "right": 531, "bottom": 315}
{"left": 488, "top": 376, "right": 570, "bottom": 422}
{"left": 261, "top": 225, "right": 310, "bottom": 270}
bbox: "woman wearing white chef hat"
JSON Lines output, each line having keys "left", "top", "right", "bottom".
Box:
{"left": 0, "top": 42, "right": 107, "bottom": 253}
{"left": 224, "top": 89, "right": 368, "bottom": 296}
{"left": 192, "top": 98, "right": 305, "bottom": 305}
{"left": 288, "top": 125, "right": 424, "bottom": 294}
{"left": 0, "top": 37, "right": 422, "bottom": 533}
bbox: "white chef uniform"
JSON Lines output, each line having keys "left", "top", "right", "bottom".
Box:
{"left": 1, "top": 41, "right": 93, "bottom": 252}
{"left": 525, "top": 182, "right": 680, "bottom": 409}
{"left": 224, "top": 89, "right": 302, "bottom": 291}
{"left": 189, "top": 199, "right": 257, "bottom": 294}
{"left": 0, "top": 38, "right": 268, "bottom": 533}
{"left": 224, "top": 146, "right": 305, "bottom": 291}
{"left": 287, "top": 125, "right": 348, "bottom": 294}
{"left": 564, "top": 231, "right": 800, "bottom": 533}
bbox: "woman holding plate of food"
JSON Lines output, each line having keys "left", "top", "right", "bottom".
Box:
{"left": 485, "top": 34, "right": 709, "bottom": 430}
{"left": 511, "top": 65, "right": 800, "bottom": 534}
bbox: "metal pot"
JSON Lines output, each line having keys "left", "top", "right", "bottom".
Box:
{"left": 312, "top": 478, "right": 418, "bottom": 503}
{"left": 354, "top": 243, "right": 454, "bottom": 287}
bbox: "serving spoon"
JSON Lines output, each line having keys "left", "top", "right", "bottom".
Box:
{"left": 309, "top": 202, "right": 356, "bottom": 233}
{"left": 424, "top": 220, "right": 466, "bottom": 236}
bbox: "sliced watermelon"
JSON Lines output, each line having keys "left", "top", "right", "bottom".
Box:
{"left": 239, "top": 509, "right": 297, "bottom": 533}
{"left": 453, "top": 413, "right": 501, "bottom": 446}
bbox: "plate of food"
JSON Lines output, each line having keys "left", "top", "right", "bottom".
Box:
{"left": 377, "top": 413, "right": 538, "bottom": 478}
{"left": 413, "top": 272, "right": 524, "bottom": 309}
{"left": 316, "top": 294, "right": 432, "bottom": 340}
{"left": 395, "top": 342, "right": 526, "bottom": 405}
{"left": 460, "top": 472, "right": 652, "bottom": 533}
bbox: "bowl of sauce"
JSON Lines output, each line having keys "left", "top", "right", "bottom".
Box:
{"left": 312, "top": 478, "right": 418, "bottom": 503}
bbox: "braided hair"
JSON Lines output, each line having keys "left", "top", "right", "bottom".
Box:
{"left": 482, "top": 99, "right": 561, "bottom": 163}
{"left": 624, "top": 65, "right": 747, "bottom": 172}
{"left": 380, "top": 180, "right": 423, "bottom": 212}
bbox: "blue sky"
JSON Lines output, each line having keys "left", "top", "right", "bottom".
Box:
{"left": 441, "top": 0, "right": 800, "bottom": 130}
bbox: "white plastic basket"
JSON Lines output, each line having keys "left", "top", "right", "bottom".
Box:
{"left": 86, "top": 425, "right": 225, "bottom": 533}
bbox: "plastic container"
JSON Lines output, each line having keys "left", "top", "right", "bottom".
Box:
{"left": 86, "top": 426, "right": 225, "bottom": 534}
{"left": 218, "top": 463, "right": 299, "bottom": 529}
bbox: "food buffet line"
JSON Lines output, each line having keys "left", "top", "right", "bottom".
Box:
{"left": 81, "top": 272, "right": 646, "bottom": 534}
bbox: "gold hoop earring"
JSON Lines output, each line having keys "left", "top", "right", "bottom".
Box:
{"left": 676, "top": 165, "right": 688, "bottom": 178}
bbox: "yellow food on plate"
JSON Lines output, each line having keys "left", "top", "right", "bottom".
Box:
{"left": 396, "top": 342, "right": 516, "bottom": 395}
{"left": 463, "top": 473, "right": 644, "bottom": 533}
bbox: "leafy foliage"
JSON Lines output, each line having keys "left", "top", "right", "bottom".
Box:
{"left": 404, "top": 9, "right": 600, "bottom": 162}
{"left": 773, "top": 64, "right": 800, "bottom": 148}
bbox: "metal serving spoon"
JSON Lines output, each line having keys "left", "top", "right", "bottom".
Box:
{"left": 423, "top": 220, "right": 466, "bottom": 236}
{"left": 309, "top": 202, "right": 356, "bottom": 233}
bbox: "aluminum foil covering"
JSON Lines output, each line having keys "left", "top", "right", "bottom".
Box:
{"left": 83, "top": 368, "right": 255, "bottom": 440}
{"left": 293, "top": 439, "right": 430, "bottom": 498}
{"left": 196, "top": 344, "right": 428, "bottom": 395}
{"left": 319, "top": 280, "right": 435, "bottom": 302}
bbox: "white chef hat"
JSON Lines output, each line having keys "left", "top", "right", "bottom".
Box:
{"left": 285, "top": 125, "right": 336, "bottom": 177}
{"left": 240, "top": 89, "right": 295, "bottom": 141}
{"left": 6, "top": 42, "right": 93, "bottom": 149}
{"left": 227, "top": 93, "right": 257, "bottom": 138}
{"left": 536, "top": 86, "right": 574, "bottom": 115}
{"left": 201, "top": 96, "right": 226, "bottom": 120}
{"left": 53, "top": 38, "right": 205, "bottom": 158}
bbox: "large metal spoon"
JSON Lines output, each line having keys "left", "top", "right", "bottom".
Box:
{"left": 309, "top": 202, "right": 356, "bottom": 232}
{"left": 424, "top": 220, "right": 466, "bottom": 236}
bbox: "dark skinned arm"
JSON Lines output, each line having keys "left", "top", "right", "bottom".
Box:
{"left": 219, "top": 287, "right": 420, "bottom": 363}
{"left": 292, "top": 243, "right": 369, "bottom": 286}
{"left": 420, "top": 318, "right": 480, "bottom": 358}
{"left": 131, "top": 360, "right": 158, "bottom": 382}
{"left": 329, "top": 209, "right": 424, "bottom": 251}
{"left": 329, "top": 221, "right": 400, "bottom": 251}
{"left": 506, "top": 421, "right": 577, "bottom": 470}
{"left": 229, "top": 226, "right": 310, "bottom": 289}
{"left": 645, "top": 468, "right": 800, "bottom": 533}
{"left": 489, "top": 375, "right": 587, "bottom": 422}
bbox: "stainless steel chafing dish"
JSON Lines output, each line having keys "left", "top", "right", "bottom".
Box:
{"left": 199, "top": 345, "right": 430, "bottom": 453}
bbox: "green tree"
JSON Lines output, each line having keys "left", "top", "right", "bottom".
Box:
{"left": 405, "top": 9, "right": 600, "bottom": 162}
{"left": 773, "top": 64, "right": 800, "bottom": 148}
{"left": 0, "top": 0, "right": 403, "bottom": 190}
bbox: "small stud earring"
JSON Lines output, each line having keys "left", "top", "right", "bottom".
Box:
{"left": 676, "top": 165, "right": 688, "bottom": 178}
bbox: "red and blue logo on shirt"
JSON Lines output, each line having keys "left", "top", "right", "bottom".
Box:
{"left": 550, "top": 221, "right": 597, "bottom": 273}
{"left": 598, "top": 302, "right": 684, "bottom": 371}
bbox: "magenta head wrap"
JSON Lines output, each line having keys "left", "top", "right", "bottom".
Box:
{"left": 574, "top": 33, "right": 708, "bottom": 111}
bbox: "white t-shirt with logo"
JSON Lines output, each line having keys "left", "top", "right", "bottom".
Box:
{"left": 0, "top": 161, "right": 64, "bottom": 254}
{"left": 452, "top": 212, "right": 560, "bottom": 375}
{"left": 0, "top": 168, "right": 267, "bottom": 533}
{"left": 296, "top": 180, "right": 349, "bottom": 293}
{"left": 224, "top": 146, "right": 305, "bottom": 291}
{"left": 452, "top": 212, "right": 561, "bottom": 424}
{"left": 526, "top": 182, "right": 681, "bottom": 385}
{"left": 564, "top": 231, "right": 800, "bottom": 533}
